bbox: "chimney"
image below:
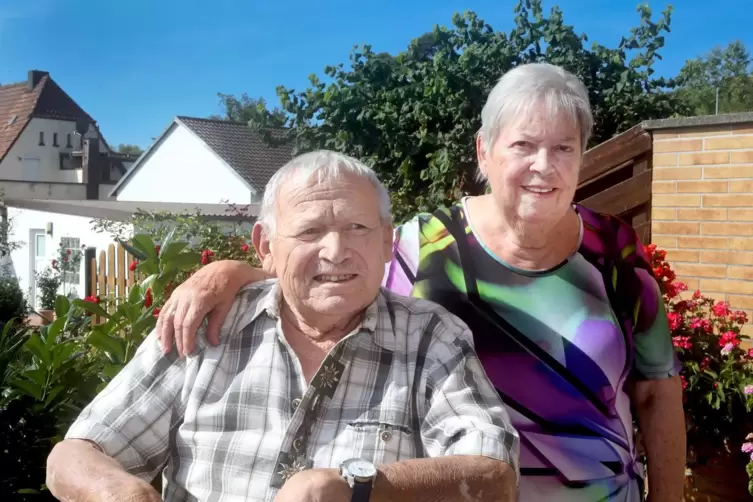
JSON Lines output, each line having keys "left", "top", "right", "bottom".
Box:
{"left": 27, "top": 70, "right": 48, "bottom": 90}
{"left": 82, "top": 138, "right": 101, "bottom": 200}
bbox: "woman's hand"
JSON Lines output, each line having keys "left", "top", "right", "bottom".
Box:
{"left": 155, "top": 260, "right": 273, "bottom": 357}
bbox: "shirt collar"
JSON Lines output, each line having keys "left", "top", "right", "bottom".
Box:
{"left": 249, "top": 281, "right": 392, "bottom": 350}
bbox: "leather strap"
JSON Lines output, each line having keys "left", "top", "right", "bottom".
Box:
{"left": 351, "top": 480, "right": 372, "bottom": 502}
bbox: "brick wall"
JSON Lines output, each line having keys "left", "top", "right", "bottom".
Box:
{"left": 650, "top": 122, "right": 753, "bottom": 335}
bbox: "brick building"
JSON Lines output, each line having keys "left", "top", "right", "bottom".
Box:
{"left": 648, "top": 114, "right": 753, "bottom": 335}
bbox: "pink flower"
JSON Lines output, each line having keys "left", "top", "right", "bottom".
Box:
{"left": 690, "top": 318, "right": 712, "bottom": 333}
{"left": 745, "top": 385, "right": 753, "bottom": 395}
{"left": 719, "top": 331, "right": 741, "bottom": 348}
{"left": 748, "top": 348, "right": 753, "bottom": 359}
{"left": 241, "top": 244, "right": 249, "bottom": 253}
{"left": 680, "top": 375, "right": 688, "bottom": 390}
{"left": 672, "top": 336, "right": 692, "bottom": 350}
{"left": 721, "top": 342, "right": 735, "bottom": 355}
{"left": 742, "top": 442, "right": 753, "bottom": 454}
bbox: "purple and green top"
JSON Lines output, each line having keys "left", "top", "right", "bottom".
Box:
{"left": 382, "top": 199, "right": 680, "bottom": 502}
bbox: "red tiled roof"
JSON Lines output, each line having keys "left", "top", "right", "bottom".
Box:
{"left": 0, "top": 72, "right": 94, "bottom": 163}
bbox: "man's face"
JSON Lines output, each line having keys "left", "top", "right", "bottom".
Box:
{"left": 254, "top": 172, "right": 393, "bottom": 321}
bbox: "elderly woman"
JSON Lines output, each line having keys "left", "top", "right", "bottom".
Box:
{"left": 155, "top": 63, "right": 685, "bottom": 502}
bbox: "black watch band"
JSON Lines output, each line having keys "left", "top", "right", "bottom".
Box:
{"left": 352, "top": 480, "right": 373, "bottom": 502}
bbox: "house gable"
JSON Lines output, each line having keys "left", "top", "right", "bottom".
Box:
{"left": 114, "top": 122, "right": 256, "bottom": 204}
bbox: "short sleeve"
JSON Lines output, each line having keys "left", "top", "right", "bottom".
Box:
{"left": 382, "top": 216, "right": 422, "bottom": 296}
{"left": 65, "top": 331, "right": 193, "bottom": 480}
{"left": 632, "top": 267, "right": 682, "bottom": 380}
{"left": 419, "top": 321, "right": 521, "bottom": 485}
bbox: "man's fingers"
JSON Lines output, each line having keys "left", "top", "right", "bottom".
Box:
{"left": 206, "top": 300, "right": 233, "bottom": 346}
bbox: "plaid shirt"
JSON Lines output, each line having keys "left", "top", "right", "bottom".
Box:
{"left": 66, "top": 280, "right": 519, "bottom": 501}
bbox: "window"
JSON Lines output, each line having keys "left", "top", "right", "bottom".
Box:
{"left": 35, "top": 234, "right": 46, "bottom": 257}
{"left": 60, "top": 237, "right": 82, "bottom": 284}
{"left": 59, "top": 152, "right": 78, "bottom": 170}
{"left": 53, "top": 133, "right": 59, "bottom": 147}
{"left": 38, "top": 131, "right": 44, "bottom": 146}
{"left": 66, "top": 133, "right": 72, "bottom": 148}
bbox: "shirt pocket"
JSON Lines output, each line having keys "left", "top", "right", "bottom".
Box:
{"left": 342, "top": 420, "right": 417, "bottom": 465}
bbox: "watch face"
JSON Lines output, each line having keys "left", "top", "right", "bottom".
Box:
{"left": 342, "top": 458, "right": 377, "bottom": 480}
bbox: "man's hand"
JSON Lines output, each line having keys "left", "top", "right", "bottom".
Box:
{"left": 273, "top": 468, "right": 351, "bottom": 502}
{"left": 155, "top": 260, "right": 272, "bottom": 357}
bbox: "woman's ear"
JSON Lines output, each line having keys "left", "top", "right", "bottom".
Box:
{"left": 252, "top": 223, "right": 274, "bottom": 272}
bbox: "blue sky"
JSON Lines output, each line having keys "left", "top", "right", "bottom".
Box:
{"left": 1, "top": 0, "right": 751, "bottom": 149}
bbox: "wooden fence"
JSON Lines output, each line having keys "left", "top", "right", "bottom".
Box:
{"left": 86, "top": 243, "right": 139, "bottom": 315}
{"left": 575, "top": 124, "right": 654, "bottom": 243}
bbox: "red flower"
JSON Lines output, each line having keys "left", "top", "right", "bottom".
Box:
{"left": 155, "top": 245, "right": 161, "bottom": 255}
{"left": 748, "top": 348, "right": 753, "bottom": 359}
{"left": 241, "top": 244, "right": 249, "bottom": 253}
{"left": 667, "top": 312, "right": 682, "bottom": 331}
{"left": 66, "top": 249, "right": 72, "bottom": 255}
{"left": 732, "top": 310, "right": 749, "bottom": 324}
{"left": 201, "top": 249, "right": 215, "bottom": 265}
{"left": 719, "top": 330, "right": 741, "bottom": 348}
{"left": 700, "top": 357, "right": 710, "bottom": 371}
{"left": 690, "top": 317, "right": 712, "bottom": 333}
{"left": 680, "top": 375, "right": 688, "bottom": 390}
{"left": 713, "top": 382, "right": 719, "bottom": 389}
{"left": 51, "top": 259, "right": 58, "bottom": 270}
{"left": 129, "top": 260, "right": 138, "bottom": 271}
{"left": 84, "top": 295, "right": 100, "bottom": 304}
{"left": 712, "top": 301, "right": 730, "bottom": 318}
{"left": 153, "top": 307, "right": 161, "bottom": 318}
{"left": 144, "top": 288, "right": 153, "bottom": 308}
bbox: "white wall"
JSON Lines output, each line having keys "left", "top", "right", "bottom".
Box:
{"left": 116, "top": 124, "right": 257, "bottom": 204}
{"left": 8, "top": 207, "right": 121, "bottom": 308}
{"left": 1, "top": 118, "right": 106, "bottom": 183}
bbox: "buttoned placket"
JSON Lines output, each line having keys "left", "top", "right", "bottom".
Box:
{"left": 270, "top": 321, "right": 365, "bottom": 489}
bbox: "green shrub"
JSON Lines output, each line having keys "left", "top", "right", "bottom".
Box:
{"left": 36, "top": 267, "right": 61, "bottom": 311}
{"left": 0, "top": 277, "right": 27, "bottom": 324}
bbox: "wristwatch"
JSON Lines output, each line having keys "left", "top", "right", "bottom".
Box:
{"left": 340, "top": 458, "right": 377, "bottom": 502}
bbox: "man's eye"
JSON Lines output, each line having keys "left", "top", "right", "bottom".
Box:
{"left": 512, "top": 141, "right": 532, "bottom": 149}
{"left": 557, "top": 145, "right": 575, "bottom": 153}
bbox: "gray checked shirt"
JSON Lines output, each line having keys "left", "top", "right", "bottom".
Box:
{"left": 66, "top": 280, "right": 520, "bottom": 501}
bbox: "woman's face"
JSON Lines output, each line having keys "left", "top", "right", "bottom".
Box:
{"left": 477, "top": 105, "right": 583, "bottom": 225}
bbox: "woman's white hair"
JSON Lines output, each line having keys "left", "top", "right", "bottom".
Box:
{"left": 477, "top": 63, "right": 594, "bottom": 179}
{"left": 259, "top": 150, "right": 392, "bottom": 236}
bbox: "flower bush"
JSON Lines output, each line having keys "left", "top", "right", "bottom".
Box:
{"left": 645, "top": 243, "right": 753, "bottom": 495}
{"left": 36, "top": 266, "right": 62, "bottom": 311}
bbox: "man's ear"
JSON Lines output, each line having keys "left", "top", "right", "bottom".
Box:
{"left": 381, "top": 221, "right": 394, "bottom": 264}
{"left": 252, "top": 222, "right": 274, "bottom": 273}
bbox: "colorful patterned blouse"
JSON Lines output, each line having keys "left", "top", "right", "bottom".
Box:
{"left": 382, "top": 200, "right": 680, "bottom": 502}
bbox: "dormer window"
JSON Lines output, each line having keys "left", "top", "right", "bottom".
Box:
{"left": 38, "top": 131, "right": 44, "bottom": 146}
{"left": 53, "top": 133, "right": 59, "bottom": 147}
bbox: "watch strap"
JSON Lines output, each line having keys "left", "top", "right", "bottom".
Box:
{"left": 351, "top": 479, "right": 373, "bottom": 502}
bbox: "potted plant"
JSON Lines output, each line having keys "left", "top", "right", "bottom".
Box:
{"left": 36, "top": 265, "right": 61, "bottom": 323}
{"left": 645, "top": 244, "right": 753, "bottom": 500}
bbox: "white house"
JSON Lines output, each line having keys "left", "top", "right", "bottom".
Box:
{"left": 0, "top": 70, "right": 138, "bottom": 306}
{"left": 109, "top": 116, "right": 292, "bottom": 204}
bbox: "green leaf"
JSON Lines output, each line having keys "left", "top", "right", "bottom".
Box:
{"left": 52, "top": 343, "right": 78, "bottom": 369}
{"left": 54, "top": 295, "right": 70, "bottom": 318}
{"left": 160, "top": 241, "right": 189, "bottom": 262}
{"left": 117, "top": 238, "right": 147, "bottom": 261}
{"left": 25, "top": 333, "right": 52, "bottom": 367}
{"left": 17, "top": 489, "right": 41, "bottom": 495}
{"left": 169, "top": 251, "right": 201, "bottom": 271}
{"left": 72, "top": 299, "right": 111, "bottom": 319}
{"left": 159, "top": 228, "right": 177, "bottom": 258}
{"left": 12, "top": 379, "right": 43, "bottom": 400}
{"left": 128, "top": 283, "right": 143, "bottom": 304}
{"left": 102, "top": 363, "right": 123, "bottom": 379}
{"left": 132, "top": 235, "right": 157, "bottom": 260}
{"left": 87, "top": 331, "right": 126, "bottom": 363}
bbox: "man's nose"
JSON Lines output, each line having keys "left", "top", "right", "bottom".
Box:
{"left": 319, "top": 231, "right": 348, "bottom": 263}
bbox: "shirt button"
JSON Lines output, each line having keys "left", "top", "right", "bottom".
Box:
{"left": 380, "top": 430, "right": 392, "bottom": 443}
{"left": 291, "top": 398, "right": 301, "bottom": 410}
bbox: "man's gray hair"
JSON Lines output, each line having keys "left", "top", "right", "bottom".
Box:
{"left": 259, "top": 150, "right": 392, "bottom": 236}
{"left": 477, "top": 63, "right": 594, "bottom": 178}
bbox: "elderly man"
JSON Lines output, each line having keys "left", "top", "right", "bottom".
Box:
{"left": 46, "top": 150, "right": 520, "bottom": 502}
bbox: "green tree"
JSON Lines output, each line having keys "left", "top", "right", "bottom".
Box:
{"left": 116, "top": 144, "right": 144, "bottom": 156}
{"left": 675, "top": 41, "right": 753, "bottom": 116}
{"left": 223, "top": 0, "right": 687, "bottom": 221}
{"left": 212, "top": 93, "right": 287, "bottom": 128}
